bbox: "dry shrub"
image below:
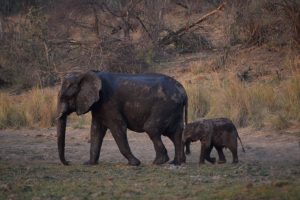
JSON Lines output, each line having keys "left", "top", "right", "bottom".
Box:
{"left": 226, "top": 0, "right": 288, "bottom": 47}
{"left": 101, "top": 39, "right": 150, "bottom": 73}
{"left": 175, "top": 33, "right": 212, "bottom": 54}
{"left": 279, "top": 0, "right": 300, "bottom": 48}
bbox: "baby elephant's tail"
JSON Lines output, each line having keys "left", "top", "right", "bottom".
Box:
{"left": 234, "top": 127, "right": 245, "bottom": 153}
{"left": 237, "top": 133, "right": 246, "bottom": 153}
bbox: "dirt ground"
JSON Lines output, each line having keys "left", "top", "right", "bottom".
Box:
{"left": 0, "top": 126, "right": 299, "bottom": 168}
{"left": 0, "top": 126, "right": 300, "bottom": 200}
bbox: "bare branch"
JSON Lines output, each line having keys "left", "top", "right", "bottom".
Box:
{"left": 159, "top": 2, "right": 225, "bottom": 46}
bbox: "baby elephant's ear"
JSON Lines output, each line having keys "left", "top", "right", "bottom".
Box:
{"left": 76, "top": 71, "right": 102, "bottom": 115}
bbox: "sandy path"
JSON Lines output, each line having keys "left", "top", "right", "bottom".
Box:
{"left": 0, "top": 126, "right": 299, "bottom": 169}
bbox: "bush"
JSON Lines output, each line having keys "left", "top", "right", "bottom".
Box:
{"left": 175, "top": 33, "right": 212, "bottom": 54}
{"left": 225, "top": 0, "right": 294, "bottom": 48}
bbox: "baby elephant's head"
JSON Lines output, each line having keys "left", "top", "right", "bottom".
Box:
{"left": 182, "top": 125, "right": 200, "bottom": 144}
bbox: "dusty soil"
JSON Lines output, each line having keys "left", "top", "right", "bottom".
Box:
{"left": 0, "top": 126, "right": 300, "bottom": 199}
{"left": 0, "top": 126, "right": 299, "bottom": 168}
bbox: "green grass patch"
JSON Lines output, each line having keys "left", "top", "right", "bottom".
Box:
{"left": 0, "top": 162, "right": 299, "bottom": 200}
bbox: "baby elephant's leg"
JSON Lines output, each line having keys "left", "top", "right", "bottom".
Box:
{"left": 185, "top": 141, "right": 191, "bottom": 155}
{"left": 229, "top": 146, "right": 239, "bottom": 163}
{"left": 204, "top": 145, "right": 216, "bottom": 164}
{"left": 199, "top": 142, "right": 213, "bottom": 165}
{"left": 216, "top": 146, "right": 226, "bottom": 164}
{"left": 199, "top": 143, "right": 207, "bottom": 165}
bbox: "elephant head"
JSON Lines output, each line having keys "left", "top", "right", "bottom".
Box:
{"left": 56, "top": 71, "right": 102, "bottom": 165}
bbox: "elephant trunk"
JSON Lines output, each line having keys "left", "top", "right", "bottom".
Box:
{"left": 57, "top": 115, "right": 69, "bottom": 165}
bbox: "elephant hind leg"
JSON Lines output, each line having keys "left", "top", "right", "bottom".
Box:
{"left": 216, "top": 146, "right": 226, "bottom": 164}
{"left": 145, "top": 127, "right": 169, "bottom": 165}
{"left": 229, "top": 146, "right": 239, "bottom": 163}
{"left": 147, "top": 133, "right": 169, "bottom": 165}
{"left": 205, "top": 145, "right": 216, "bottom": 164}
{"left": 167, "top": 126, "right": 185, "bottom": 165}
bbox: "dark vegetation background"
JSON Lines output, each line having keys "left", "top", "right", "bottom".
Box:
{"left": 0, "top": 0, "right": 299, "bottom": 90}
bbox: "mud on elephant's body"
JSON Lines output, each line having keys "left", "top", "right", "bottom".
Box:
{"left": 183, "top": 118, "right": 245, "bottom": 165}
{"left": 57, "top": 71, "right": 188, "bottom": 166}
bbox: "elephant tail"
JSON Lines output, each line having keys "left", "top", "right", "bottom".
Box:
{"left": 236, "top": 130, "right": 246, "bottom": 153}
{"left": 184, "top": 96, "right": 188, "bottom": 126}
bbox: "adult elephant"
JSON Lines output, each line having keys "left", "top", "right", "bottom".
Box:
{"left": 56, "top": 70, "right": 188, "bottom": 166}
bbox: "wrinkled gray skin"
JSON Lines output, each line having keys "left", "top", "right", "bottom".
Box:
{"left": 183, "top": 118, "right": 245, "bottom": 165}
{"left": 57, "top": 71, "right": 188, "bottom": 166}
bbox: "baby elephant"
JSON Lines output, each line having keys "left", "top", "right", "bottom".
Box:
{"left": 183, "top": 118, "right": 245, "bottom": 165}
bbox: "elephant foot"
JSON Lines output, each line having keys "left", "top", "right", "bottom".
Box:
{"left": 169, "top": 156, "right": 185, "bottom": 165}
{"left": 232, "top": 159, "right": 239, "bottom": 164}
{"left": 218, "top": 159, "right": 226, "bottom": 164}
{"left": 169, "top": 160, "right": 181, "bottom": 165}
{"left": 61, "top": 159, "right": 70, "bottom": 166}
{"left": 153, "top": 154, "right": 170, "bottom": 165}
{"left": 128, "top": 158, "right": 141, "bottom": 166}
{"left": 185, "top": 150, "right": 191, "bottom": 155}
{"left": 206, "top": 157, "right": 216, "bottom": 164}
{"left": 84, "top": 160, "right": 98, "bottom": 165}
{"left": 198, "top": 161, "right": 205, "bottom": 166}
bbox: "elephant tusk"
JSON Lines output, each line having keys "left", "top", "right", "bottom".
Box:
{"left": 56, "top": 113, "right": 64, "bottom": 120}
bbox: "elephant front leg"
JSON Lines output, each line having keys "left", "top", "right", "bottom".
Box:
{"left": 110, "top": 125, "right": 141, "bottom": 166}
{"left": 85, "top": 117, "right": 107, "bottom": 165}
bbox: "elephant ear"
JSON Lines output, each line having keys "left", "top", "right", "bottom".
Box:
{"left": 76, "top": 71, "right": 102, "bottom": 115}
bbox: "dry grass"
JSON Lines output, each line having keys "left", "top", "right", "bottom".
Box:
{"left": 184, "top": 83, "right": 210, "bottom": 121}
{"left": 1, "top": 69, "right": 300, "bottom": 130}
{"left": 278, "top": 72, "right": 300, "bottom": 120}
{"left": 0, "top": 88, "right": 57, "bottom": 129}
{"left": 186, "top": 70, "right": 300, "bottom": 129}
{"left": 0, "top": 87, "right": 92, "bottom": 129}
{"left": 0, "top": 93, "right": 27, "bottom": 129}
